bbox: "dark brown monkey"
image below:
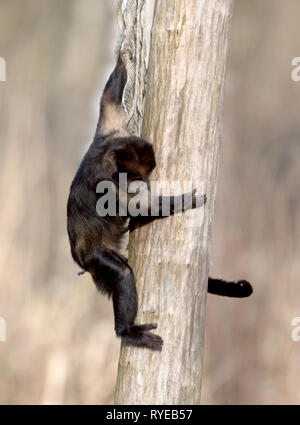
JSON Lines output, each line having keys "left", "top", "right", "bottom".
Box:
{"left": 67, "top": 52, "right": 252, "bottom": 350}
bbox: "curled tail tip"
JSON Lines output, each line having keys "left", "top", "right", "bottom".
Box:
{"left": 226, "top": 280, "right": 253, "bottom": 298}
{"left": 208, "top": 278, "right": 253, "bottom": 298}
{"left": 237, "top": 280, "right": 253, "bottom": 297}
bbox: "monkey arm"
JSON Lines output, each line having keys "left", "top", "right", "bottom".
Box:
{"left": 127, "top": 190, "right": 206, "bottom": 231}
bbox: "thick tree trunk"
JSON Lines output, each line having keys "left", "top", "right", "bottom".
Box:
{"left": 115, "top": 0, "right": 234, "bottom": 405}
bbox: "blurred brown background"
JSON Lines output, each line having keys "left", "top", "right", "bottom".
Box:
{"left": 0, "top": 0, "right": 299, "bottom": 404}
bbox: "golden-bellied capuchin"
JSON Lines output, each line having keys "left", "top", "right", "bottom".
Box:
{"left": 67, "top": 51, "right": 252, "bottom": 350}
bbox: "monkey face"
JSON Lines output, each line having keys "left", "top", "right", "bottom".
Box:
{"left": 113, "top": 138, "right": 156, "bottom": 181}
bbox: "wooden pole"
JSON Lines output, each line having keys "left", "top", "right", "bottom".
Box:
{"left": 115, "top": 0, "right": 234, "bottom": 404}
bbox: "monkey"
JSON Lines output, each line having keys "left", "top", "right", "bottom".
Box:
{"left": 67, "top": 51, "right": 252, "bottom": 350}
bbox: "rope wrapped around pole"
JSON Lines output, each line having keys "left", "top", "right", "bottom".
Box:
{"left": 116, "top": 0, "right": 147, "bottom": 136}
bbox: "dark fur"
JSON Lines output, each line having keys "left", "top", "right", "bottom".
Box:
{"left": 67, "top": 52, "right": 252, "bottom": 351}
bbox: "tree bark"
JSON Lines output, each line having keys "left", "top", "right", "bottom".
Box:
{"left": 115, "top": 0, "right": 234, "bottom": 405}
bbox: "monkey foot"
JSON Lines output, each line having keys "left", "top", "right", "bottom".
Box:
{"left": 122, "top": 323, "right": 163, "bottom": 350}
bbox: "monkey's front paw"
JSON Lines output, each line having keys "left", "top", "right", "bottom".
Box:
{"left": 191, "top": 189, "right": 207, "bottom": 209}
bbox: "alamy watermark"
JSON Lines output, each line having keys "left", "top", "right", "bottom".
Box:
{"left": 291, "top": 317, "right": 300, "bottom": 342}
{"left": 0, "top": 58, "right": 6, "bottom": 340}
{"left": 96, "top": 175, "right": 206, "bottom": 229}
{"left": 0, "top": 57, "right": 6, "bottom": 82}
{"left": 0, "top": 317, "right": 6, "bottom": 342}
{"left": 291, "top": 57, "right": 300, "bottom": 82}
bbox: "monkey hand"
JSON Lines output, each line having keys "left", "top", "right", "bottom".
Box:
{"left": 189, "top": 189, "right": 207, "bottom": 210}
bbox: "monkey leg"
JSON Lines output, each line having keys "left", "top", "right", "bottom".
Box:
{"left": 86, "top": 250, "right": 163, "bottom": 350}
{"left": 208, "top": 277, "right": 253, "bottom": 297}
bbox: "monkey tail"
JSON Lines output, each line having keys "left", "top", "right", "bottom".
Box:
{"left": 208, "top": 277, "right": 253, "bottom": 298}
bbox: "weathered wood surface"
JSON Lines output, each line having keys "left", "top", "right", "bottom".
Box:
{"left": 115, "top": 0, "right": 234, "bottom": 405}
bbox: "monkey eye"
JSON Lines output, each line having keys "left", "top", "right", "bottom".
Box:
{"left": 117, "top": 150, "right": 134, "bottom": 161}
